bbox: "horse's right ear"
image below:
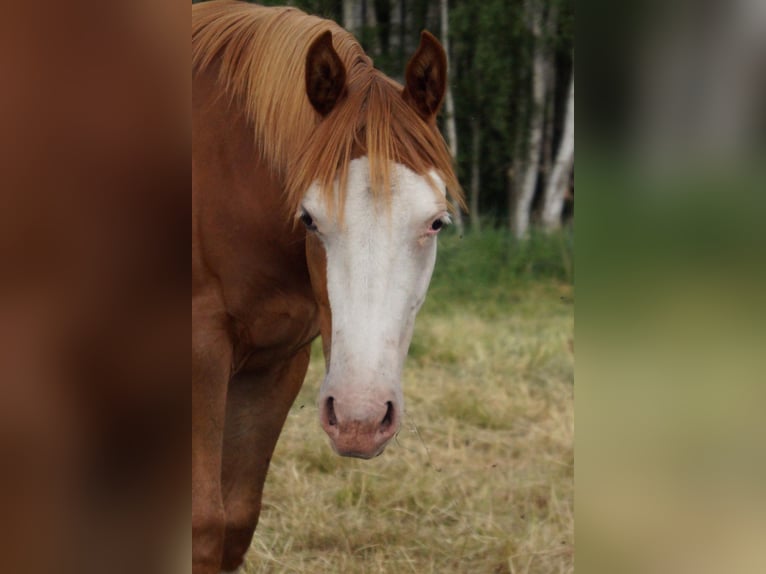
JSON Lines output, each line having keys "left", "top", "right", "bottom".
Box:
{"left": 306, "top": 31, "right": 347, "bottom": 116}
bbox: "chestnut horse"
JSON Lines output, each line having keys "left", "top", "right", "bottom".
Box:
{"left": 192, "top": 2, "right": 463, "bottom": 572}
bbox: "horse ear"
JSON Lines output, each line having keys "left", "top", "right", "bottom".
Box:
{"left": 305, "top": 31, "right": 347, "bottom": 116}
{"left": 403, "top": 31, "right": 447, "bottom": 120}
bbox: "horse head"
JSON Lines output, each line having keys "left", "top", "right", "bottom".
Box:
{"left": 299, "top": 31, "right": 454, "bottom": 458}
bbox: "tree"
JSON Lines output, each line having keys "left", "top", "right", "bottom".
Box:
{"left": 439, "top": 0, "right": 464, "bottom": 233}
{"left": 509, "top": 0, "right": 546, "bottom": 238}
{"left": 451, "top": 0, "right": 521, "bottom": 229}
{"left": 541, "top": 70, "right": 573, "bottom": 229}
{"left": 342, "top": 0, "right": 355, "bottom": 31}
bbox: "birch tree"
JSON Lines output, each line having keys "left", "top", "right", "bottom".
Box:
{"left": 439, "top": 0, "right": 464, "bottom": 233}
{"left": 342, "top": 0, "right": 355, "bottom": 32}
{"left": 510, "top": 0, "right": 546, "bottom": 238}
{"left": 541, "top": 71, "right": 574, "bottom": 229}
{"left": 539, "top": 0, "right": 559, "bottom": 197}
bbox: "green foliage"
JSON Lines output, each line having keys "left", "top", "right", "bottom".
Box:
{"left": 451, "top": 0, "right": 530, "bottom": 215}
{"left": 424, "top": 226, "right": 574, "bottom": 318}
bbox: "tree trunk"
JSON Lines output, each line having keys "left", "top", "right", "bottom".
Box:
{"left": 342, "top": 0, "right": 355, "bottom": 33}
{"left": 439, "top": 0, "right": 464, "bottom": 233}
{"left": 469, "top": 117, "right": 481, "bottom": 231}
{"left": 540, "top": 0, "right": 559, "bottom": 198}
{"left": 511, "top": 0, "right": 545, "bottom": 239}
{"left": 542, "top": 72, "right": 574, "bottom": 229}
{"left": 541, "top": 60, "right": 556, "bottom": 202}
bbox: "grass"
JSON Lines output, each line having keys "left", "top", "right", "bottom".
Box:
{"left": 244, "top": 228, "right": 574, "bottom": 573}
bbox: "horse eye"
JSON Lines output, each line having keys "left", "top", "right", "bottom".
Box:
{"left": 431, "top": 219, "right": 444, "bottom": 231}
{"left": 300, "top": 211, "right": 317, "bottom": 231}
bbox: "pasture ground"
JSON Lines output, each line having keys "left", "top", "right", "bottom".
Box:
{"left": 244, "top": 229, "right": 574, "bottom": 574}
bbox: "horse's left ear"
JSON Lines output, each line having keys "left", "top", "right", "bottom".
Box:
{"left": 306, "top": 31, "right": 347, "bottom": 116}
{"left": 403, "top": 31, "right": 447, "bottom": 121}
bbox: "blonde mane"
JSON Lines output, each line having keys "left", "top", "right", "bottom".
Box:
{"left": 192, "top": 0, "right": 463, "bottom": 218}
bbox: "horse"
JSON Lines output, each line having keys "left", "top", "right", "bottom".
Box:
{"left": 192, "top": 2, "right": 463, "bottom": 572}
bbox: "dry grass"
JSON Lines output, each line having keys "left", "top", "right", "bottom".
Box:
{"left": 243, "top": 235, "right": 574, "bottom": 574}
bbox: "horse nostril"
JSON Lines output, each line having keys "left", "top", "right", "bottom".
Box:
{"left": 325, "top": 397, "right": 338, "bottom": 426}
{"left": 380, "top": 401, "right": 394, "bottom": 430}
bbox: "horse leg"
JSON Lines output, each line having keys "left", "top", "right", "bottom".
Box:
{"left": 219, "top": 345, "right": 311, "bottom": 572}
{"left": 192, "top": 309, "right": 232, "bottom": 574}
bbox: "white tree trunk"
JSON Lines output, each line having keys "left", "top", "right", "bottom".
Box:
{"left": 542, "top": 72, "right": 574, "bottom": 229}
{"left": 511, "top": 0, "right": 545, "bottom": 239}
{"left": 342, "top": 0, "right": 355, "bottom": 32}
{"left": 540, "top": 0, "right": 558, "bottom": 195}
{"left": 439, "top": 0, "right": 464, "bottom": 233}
{"left": 541, "top": 60, "right": 556, "bottom": 193}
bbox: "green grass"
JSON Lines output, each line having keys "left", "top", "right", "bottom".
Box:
{"left": 427, "top": 227, "right": 573, "bottom": 302}
{"left": 244, "top": 229, "right": 574, "bottom": 573}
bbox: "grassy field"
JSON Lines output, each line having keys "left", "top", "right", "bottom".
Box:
{"left": 244, "top": 229, "right": 574, "bottom": 574}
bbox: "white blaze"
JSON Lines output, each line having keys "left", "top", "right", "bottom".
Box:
{"left": 301, "top": 157, "right": 447, "bottom": 418}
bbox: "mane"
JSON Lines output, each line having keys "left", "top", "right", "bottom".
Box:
{"left": 192, "top": 0, "right": 463, "bottom": 220}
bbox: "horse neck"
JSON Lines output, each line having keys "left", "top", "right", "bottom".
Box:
{"left": 193, "top": 70, "right": 307, "bottom": 276}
